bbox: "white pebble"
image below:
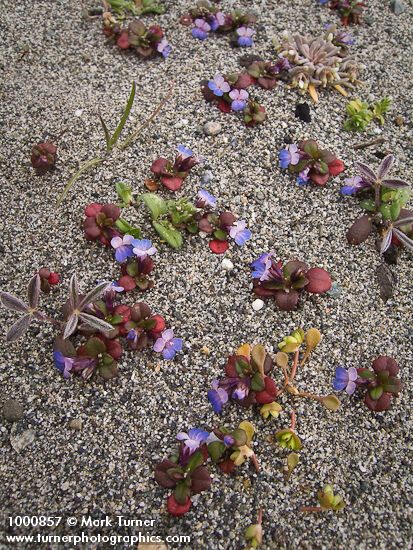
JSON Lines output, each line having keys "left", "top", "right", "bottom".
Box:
{"left": 74, "top": 109, "right": 83, "bottom": 117}
{"left": 252, "top": 299, "right": 264, "bottom": 311}
{"left": 221, "top": 259, "right": 234, "bottom": 271}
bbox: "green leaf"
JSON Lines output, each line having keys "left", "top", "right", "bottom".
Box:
{"left": 369, "top": 386, "right": 383, "bottom": 401}
{"left": 231, "top": 428, "right": 247, "bottom": 447}
{"left": 57, "top": 157, "right": 103, "bottom": 207}
{"left": 99, "top": 361, "right": 118, "bottom": 380}
{"left": 99, "top": 114, "right": 111, "bottom": 148}
{"left": 186, "top": 451, "right": 203, "bottom": 473}
{"left": 108, "top": 82, "right": 136, "bottom": 150}
{"left": 360, "top": 199, "right": 376, "bottom": 212}
{"left": 116, "top": 181, "right": 133, "bottom": 205}
{"left": 251, "top": 372, "right": 265, "bottom": 391}
{"left": 320, "top": 394, "right": 341, "bottom": 411}
{"left": 174, "top": 482, "right": 190, "bottom": 505}
{"left": 390, "top": 202, "right": 401, "bottom": 221}
{"left": 213, "top": 229, "right": 227, "bottom": 241}
{"left": 251, "top": 344, "right": 266, "bottom": 377}
{"left": 153, "top": 221, "right": 183, "bottom": 249}
{"left": 287, "top": 452, "right": 299, "bottom": 472}
{"left": 84, "top": 337, "right": 106, "bottom": 357}
{"left": 207, "top": 441, "right": 226, "bottom": 462}
{"left": 140, "top": 193, "right": 168, "bottom": 220}
{"left": 115, "top": 218, "right": 141, "bottom": 238}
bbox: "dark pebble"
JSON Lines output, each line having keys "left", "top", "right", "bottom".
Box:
{"left": 295, "top": 102, "right": 311, "bottom": 123}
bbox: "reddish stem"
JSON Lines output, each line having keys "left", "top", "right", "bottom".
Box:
{"left": 257, "top": 508, "right": 263, "bottom": 524}
{"left": 290, "top": 350, "right": 299, "bottom": 382}
{"left": 300, "top": 506, "right": 323, "bottom": 513}
{"left": 290, "top": 410, "right": 296, "bottom": 431}
{"left": 251, "top": 453, "right": 260, "bottom": 473}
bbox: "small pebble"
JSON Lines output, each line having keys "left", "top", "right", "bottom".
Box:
{"left": 252, "top": 299, "right": 264, "bottom": 311}
{"left": 391, "top": 0, "right": 406, "bottom": 15}
{"left": 203, "top": 122, "right": 222, "bottom": 136}
{"left": 68, "top": 418, "right": 82, "bottom": 431}
{"left": 74, "top": 109, "right": 83, "bottom": 117}
{"left": 394, "top": 115, "right": 404, "bottom": 126}
{"left": 221, "top": 259, "right": 234, "bottom": 271}
{"left": 295, "top": 102, "right": 311, "bottom": 123}
{"left": 2, "top": 399, "right": 24, "bottom": 422}
{"left": 200, "top": 171, "right": 213, "bottom": 185}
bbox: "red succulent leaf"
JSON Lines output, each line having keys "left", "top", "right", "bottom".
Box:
{"left": 209, "top": 240, "right": 229, "bottom": 254}
{"left": 225, "top": 355, "right": 249, "bottom": 377}
{"left": 97, "top": 336, "right": 123, "bottom": 360}
{"left": 101, "top": 204, "right": 121, "bottom": 221}
{"left": 219, "top": 212, "right": 236, "bottom": 228}
{"left": 372, "top": 356, "right": 399, "bottom": 377}
{"left": 85, "top": 203, "right": 103, "bottom": 217}
{"left": 274, "top": 290, "right": 300, "bottom": 311}
{"left": 217, "top": 99, "right": 232, "bottom": 113}
{"left": 257, "top": 76, "right": 277, "bottom": 90}
{"left": 150, "top": 157, "right": 169, "bottom": 175}
{"left": 139, "top": 257, "right": 154, "bottom": 275}
{"left": 328, "top": 159, "right": 345, "bottom": 176}
{"left": 84, "top": 218, "right": 102, "bottom": 240}
{"left": 253, "top": 285, "right": 277, "bottom": 297}
{"left": 305, "top": 267, "right": 332, "bottom": 294}
{"left": 149, "top": 314, "right": 166, "bottom": 335}
{"left": 113, "top": 305, "right": 131, "bottom": 324}
{"left": 255, "top": 376, "right": 278, "bottom": 404}
{"left": 234, "top": 71, "right": 255, "bottom": 89}
{"left": 117, "top": 31, "right": 130, "bottom": 49}
{"left": 218, "top": 458, "right": 236, "bottom": 474}
{"left": 309, "top": 170, "right": 330, "bottom": 186}
{"left": 145, "top": 178, "right": 160, "bottom": 191}
{"left": 190, "top": 466, "right": 211, "bottom": 494}
{"left": 364, "top": 391, "right": 392, "bottom": 412}
{"left": 48, "top": 272, "right": 60, "bottom": 285}
{"left": 155, "top": 460, "right": 179, "bottom": 488}
{"left": 346, "top": 215, "right": 373, "bottom": 245}
{"left": 161, "top": 175, "right": 184, "bottom": 191}
{"left": 118, "top": 275, "right": 136, "bottom": 292}
{"left": 167, "top": 494, "right": 192, "bottom": 516}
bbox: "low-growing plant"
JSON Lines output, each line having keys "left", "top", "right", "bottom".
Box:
{"left": 202, "top": 72, "right": 267, "bottom": 126}
{"left": 31, "top": 142, "right": 57, "bottom": 175}
{"left": 273, "top": 25, "right": 361, "bottom": 101}
{"left": 0, "top": 274, "right": 181, "bottom": 380}
{"left": 208, "top": 335, "right": 340, "bottom": 419}
{"left": 301, "top": 484, "right": 346, "bottom": 512}
{"left": 149, "top": 145, "right": 204, "bottom": 191}
{"left": 104, "top": 0, "right": 165, "bottom": 16}
{"left": 343, "top": 155, "right": 413, "bottom": 257}
{"left": 244, "top": 509, "right": 263, "bottom": 549}
{"left": 155, "top": 421, "right": 258, "bottom": 516}
{"left": 103, "top": 14, "right": 171, "bottom": 58}
{"left": 181, "top": 1, "right": 256, "bottom": 47}
{"left": 343, "top": 97, "right": 391, "bottom": 132}
{"left": 318, "top": 0, "right": 365, "bottom": 26}
{"left": 278, "top": 139, "right": 345, "bottom": 186}
{"left": 251, "top": 254, "right": 332, "bottom": 311}
{"left": 333, "top": 356, "right": 402, "bottom": 412}
{"left": 112, "top": 183, "right": 252, "bottom": 253}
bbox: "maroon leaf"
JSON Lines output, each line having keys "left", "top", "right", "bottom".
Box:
{"left": 274, "top": 290, "right": 299, "bottom": 311}
{"left": 393, "top": 228, "right": 413, "bottom": 251}
{"left": 190, "top": 466, "right": 212, "bottom": 494}
{"left": 372, "top": 356, "right": 399, "bottom": 376}
{"left": 364, "top": 392, "right": 392, "bottom": 412}
{"left": 6, "top": 315, "right": 32, "bottom": 342}
{"left": 305, "top": 267, "right": 332, "bottom": 294}
{"left": 27, "top": 274, "right": 41, "bottom": 309}
{"left": 346, "top": 215, "right": 373, "bottom": 245}
{"left": 381, "top": 179, "right": 410, "bottom": 190}
{"left": 354, "top": 161, "right": 376, "bottom": 184}
{"left": 0, "top": 292, "right": 28, "bottom": 313}
{"left": 377, "top": 154, "right": 395, "bottom": 179}
{"left": 161, "top": 175, "right": 184, "bottom": 191}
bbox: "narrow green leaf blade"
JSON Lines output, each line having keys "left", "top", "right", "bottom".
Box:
{"left": 108, "top": 81, "right": 136, "bottom": 149}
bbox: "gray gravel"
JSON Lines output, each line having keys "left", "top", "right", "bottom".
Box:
{"left": 1, "top": 0, "right": 413, "bottom": 549}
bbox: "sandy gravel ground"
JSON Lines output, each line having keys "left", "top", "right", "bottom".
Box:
{"left": 1, "top": 0, "right": 413, "bottom": 548}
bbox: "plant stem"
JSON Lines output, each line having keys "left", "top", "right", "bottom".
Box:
{"left": 57, "top": 157, "right": 103, "bottom": 207}
{"left": 34, "top": 312, "right": 63, "bottom": 327}
{"left": 290, "top": 350, "right": 299, "bottom": 381}
{"left": 353, "top": 137, "right": 385, "bottom": 150}
{"left": 300, "top": 506, "right": 323, "bottom": 513}
{"left": 257, "top": 508, "right": 263, "bottom": 524}
{"left": 251, "top": 453, "right": 260, "bottom": 473}
{"left": 374, "top": 181, "right": 381, "bottom": 212}
{"left": 290, "top": 410, "right": 296, "bottom": 431}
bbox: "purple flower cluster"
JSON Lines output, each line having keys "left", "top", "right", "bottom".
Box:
{"left": 208, "top": 75, "right": 249, "bottom": 112}
{"left": 190, "top": 11, "right": 255, "bottom": 47}
{"left": 278, "top": 144, "right": 310, "bottom": 186}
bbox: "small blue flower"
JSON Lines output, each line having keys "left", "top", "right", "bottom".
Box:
{"left": 208, "top": 74, "right": 230, "bottom": 97}
{"left": 333, "top": 366, "right": 358, "bottom": 395}
{"left": 236, "top": 26, "right": 254, "bottom": 47}
{"left": 340, "top": 176, "right": 367, "bottom": 195}
{"left": 208, "top": 380, "right": 228, "bottom": 413}
{"left": 53, "top": 351, "right": 74, "bottom": 379}
{"left": 251, "top": 253, "right": 273, "bottom": 281}
{"left": 153, "top": 329, "right": 183, "bottom": 360}
{"left": 297, "top": 167, "right": 310, "bottom": 186}
{"left": 157, "top": 38, "right": 171, "bottom": 58}
{"left": 111, "top": 235, "right": 134, "bottom": 263}
{"left": 177, "top": 145, "right": 193, "bottom": 159}
{"left": 177, "top": 428, "right": 210, "bottom": 456}
{"left": 229, "top": 220, "right": 252, "bottom": 246}
{"left": 279, "top": 144, "right": 300, "bottom": 169}
{"left": 223, "top": 435, "right": 235, "bottom": 446}
{"left": 131, "top": 238, "right": 157, "bottom": 259}
{"left": 192, "top": 19, "right": 211, "bottom": 40}
{"left": 198, "top": 189, "right": 217, "bottom": 208}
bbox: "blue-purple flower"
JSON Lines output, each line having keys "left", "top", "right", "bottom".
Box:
{"left": 297, "top": 167, "right": 310, "bottom": 186}
{"left": 208, "top": 74, "right": 231, "bottom": 97}
{"left": 251, "top": 253, "right": 274, "bottom": 281}
{"left": 153, "top": 329, "right": 183, "bottom": 360}
{"left": 236, "top": 26, "right": 254, "bottom": 47}
{"left": 208, "top": 380, "right": 229, "bottom": 413}
{"left": 340, "top": 176, "right": 367, "bottom": 195}
{"left": 157, "top": 38, "right": 171, "bottom": 58}
{"left": 229, "top": 89, "right": 249, "bottom": 111}
{"left": 132, "top": 239, "right": 157, "bottom": 259}
{"left": 177, "top": 428, "right": 210, "bottom": 457}
{"left": 192, "top": 19, "right": 211, "bottom": 40}
{"left": 53, "top": 352, "right": 96, "bottom": 380}
{"left": 198, "top": 189, "right": 217, "bottom": 208}
{"left": 210, "top": 11, "right": 226, "bottom": 31}
{"left": 274, "top": 56, "right": 291, "bottom": 73}
{"left": 177, "top": 145, "right": 193, "bottom": 159}
{"left": 111, "top": 235, "right": 135, "bottom": 262}
{"left": 335, "top": 30, "right": 355, "bottom": 46}
{"left": 229, "top": 220, "right": 252, "bottom": 246}
{"left": 279, "top": 144, "right": 300, "bottom": 169}
{"left": 333, "top": 366, "right": 358, "bottom": 395}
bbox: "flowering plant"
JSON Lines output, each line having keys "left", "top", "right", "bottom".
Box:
{"left": 150, "top": 145, "right": 204, "bottom": 191}
{"left": 201, "top": 72, "right": 267, "bottom": 126}
{"left": 301, "top": 484, "right": 346, "bottom": 513}
{"left": 319, "top": 0, "right": 366, "bottom": 25}
{"left": 155, "top": 421, "right": 257, "bottom": 516}
{"left": 0, "top": 274, "right": 181, "bottom": 380}
{"left": 344, "top": 155, "right": 413, "bottom": 257}
{"left": 279, "top": 140, "right": 345, "bottom": 186}
{"left": 182, "top": 1, "right": 256, "bottom": 47}
{"left": 251, "top": 255, "right": 332, "bottom": 311}
{"left": 333, "top": 356, "right": 402, "bottom": 412}
{"left": 103, "top": 14, "right": 171, "bottom": 58}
